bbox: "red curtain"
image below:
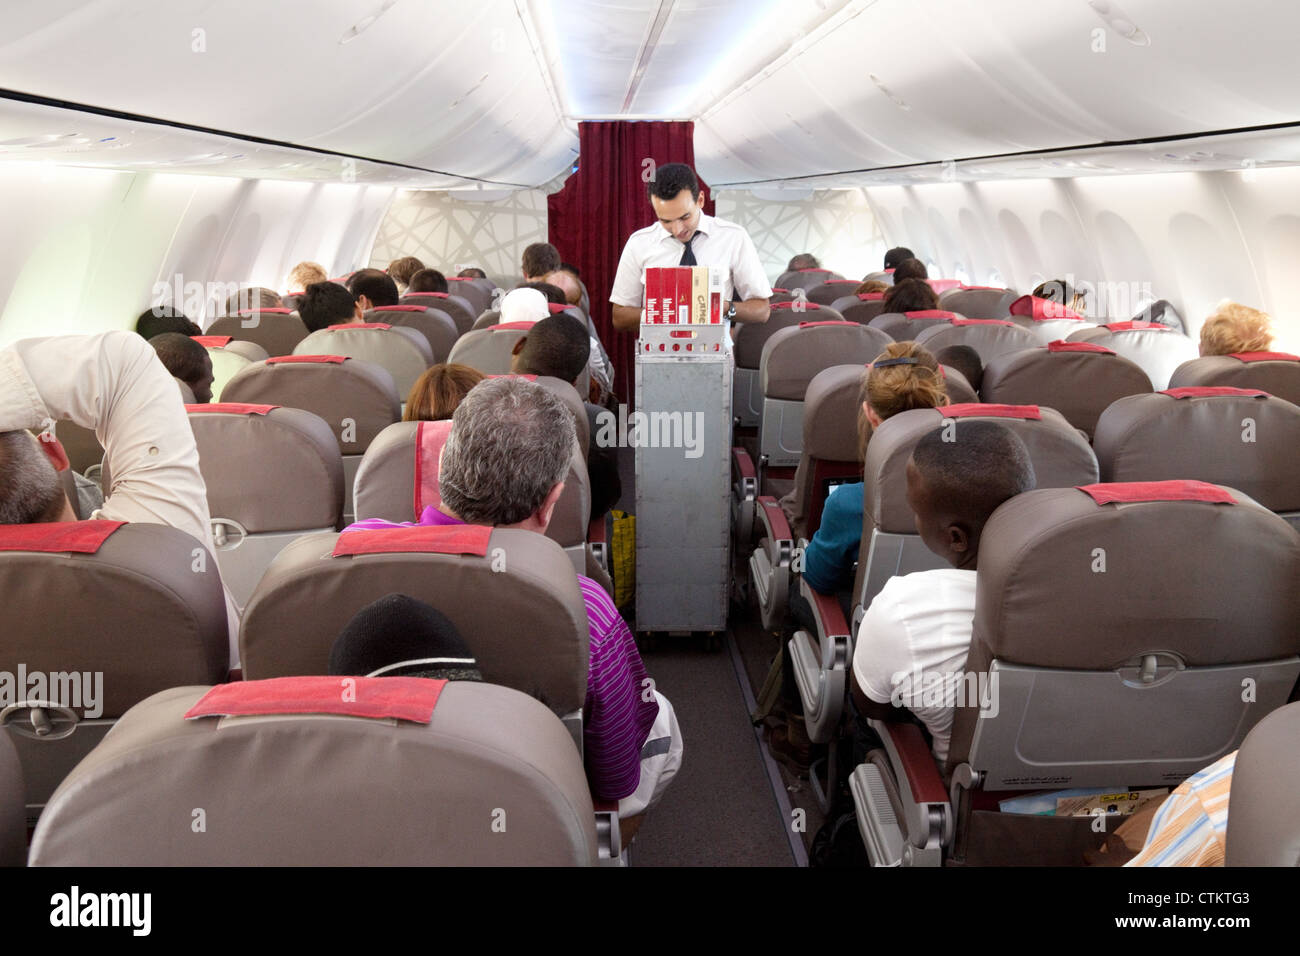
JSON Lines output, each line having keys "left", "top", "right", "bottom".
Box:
{"left": 547, "top": 121, "right": 713, "bottom": 405}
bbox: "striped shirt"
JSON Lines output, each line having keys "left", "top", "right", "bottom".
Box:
{"left": 341, "top": 511, "right": 659, "bottom": 800}
{"left": 1125, "top": 751, "right": 1236, "bottom": 867}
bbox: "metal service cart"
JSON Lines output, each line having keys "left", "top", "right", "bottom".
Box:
{"left": 634, "top": 322, "right": 732, "bottom": 635}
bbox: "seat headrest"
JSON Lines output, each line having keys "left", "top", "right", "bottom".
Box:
{"left": 239, "top": 529, "right": 589, "bottom": 717}
{"left": 864, "top": 405, "right": 1098, "bottom": 532}
{"left": 1008, "top": 294, "right": 1083, "bottom": 321}
{"left": 803, "top": 365, "right": 863, "bottom": 461}
{"left": 1047, "top": 340, "right": 1114, "bottom": 354}
{"left": 915, "top": 319, "right": 1041, "bottom": 365}
{"left": 761, "top": 322, "right": 893, "bottom": 400}
{"left": 1169, "top": 354, "right": 1300, "bottom": 406}
{"left": 29, "top": 682, "right": 597, "bottom": 866}
{"left": 973, "top": 485, "right": 1300, "bottom": 669}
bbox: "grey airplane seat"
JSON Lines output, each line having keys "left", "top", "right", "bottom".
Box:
{"left": 0, "top": 521, "right": 227, "bottom": 823}
{"left": 220, "top": 354, "right": 401, "bottom": 523}
{"left": 733, "top": 301, "right": 844, "bottom": 430}
{"left": 0, "top": 732, "right": 24, "bottom": 866}
{"left": 1225, "top": 701, "right": 1300, "bottom": 866}
{"left": 1005, "top": 293, "right": 1093, "bottom": 344}
{"left": 444, "top": 275, "right": 496, "bottom": 316}
{"left": 981, "top": 341, "right": 1153, "bottom": 441}
{"left": 914, "top": 317, "right": 1041, "bottom": 367}
{"left": 940, "top": 365, "right": 979, "bottom": 404}
{"left": 939, "top": 286, "right": 1019, "bottom": 319}
{"left": 769, "top": 288, "right": 797, "bottom": 306}
{"left": 448, "top": 322, "right": 535, "bottom": 376}
{"left": 186, "top": 402, "right": 344, "bottom": 609}
{"left": 774, "top": 267, "right": 844, "bottom": 291}
{"left": 1094, "top": 386, "right": 1300, "bottom": 525}
{"left": 207, "top": 307, "right": 309, "bottom": 358}
{"left": 869, "top": 309, "right": 963, "bottom": 342}
{"left": 294, "top": 323, "right": 432, "bottom": 397}
{"left": 192, "top": 334, "right": 270, "bottom": 401}
{"left": 1168, "top": 350, "right": 1300, "bottom": 407}
{"left": 862, "top": 269, "right": 894, "bottom": 286}
{"left": 806, "top": 278, "right": 863, "bottom": 307}
{"left": 30, "top": 680, "right": 604, "bottom": 866}
{"left": 1066, "top": 321, "right": 1199, "bottom": 390}
{"left": 366, "top": 305, "right": 459, "bottom": 362}
{"left": 471, "top": 309, "right": 501, "bottom": 331}
{"left": 850, "top": 480, "right": 1300, "bottom": 866}
{"left": 830, "top": 292, "right": 888, "bottom": 326}
{"left": 352, "top": 415, "right": 600, "bottom": 580}
{"left": 400, "top": 291, "right": 476, "bottom": 335}
{"left": 51, "top": 420, "right": 103, "bottom": 480}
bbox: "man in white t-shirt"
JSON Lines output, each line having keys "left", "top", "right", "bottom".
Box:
{"left": 850, "top": 421, "right": 1036, "bottom": 765}
{"left": 609, "top": 162, "right": 771, "bottom": 342}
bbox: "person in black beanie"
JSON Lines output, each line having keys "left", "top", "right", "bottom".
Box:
{"left": 328, "top": 593, "right": 482, "bottom": 681}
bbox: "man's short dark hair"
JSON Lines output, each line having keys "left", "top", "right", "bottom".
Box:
{"left": 299, "top": 281, "right": 359, "bottom": 332}
{"left": 329, "top": 593, "right": 481, "bottom": 681}
{"left": 934, "top": 345, "right": 984, "bottom": 393}
{"left": 515, "top": 314, "right": 590, "bottom": 384}
{"left": 649, "top": 162, "right": 700, "bottom": 202}
{"left": 884, "top": 247, "right": 915, "bottom": 270}
{"left": 911, "top": 421, "right": 1035, "bottom": 526}
{"left": 149, "top": 333, "right": 210, "bottom": 385}
{"left": 457, "top": 267, "right": 487, "bottom": 279}
{"left": 387, "top": 256, "right": 425, "bottom": 288}
{"left": 882, "top": 277, "right": 939, "bottom": 314}
{"left": 787, "top": 253, "right": 820, "bottom": 271}
{"left": 347, "top": 269, "right": 400, "bottom": 308}
{"left": 135, "top": 307, "right": 200, "bottom": 339}
{"left": 893, "top": 258, "right": 928, "bottom": 282}
{"left": 0, "top": 431, "right": 64, "bottom": 525}
{"left": 408, "top": 268, "right": 448, "bottom": 294}
{"left": 517, "top": 281, "right": 567, "bottom": 306}
{"left": 521, "top": 243, "right": 562, "bottom": 279}
{"left": 225, "top": 287, "right": 282, "bottom": 314}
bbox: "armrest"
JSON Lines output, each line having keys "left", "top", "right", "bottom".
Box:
{"left": 755, "top": 495, "right": 792, "bottom": 545}
{"left": 593, "top": 798, "right": 624, "bottom": 866}
{"left": 871, "top": 718, "right": 953, "bottom": 850}
{"left": 731, "top": 446, "right": 756, "bottom": 482}
{"left": 799, "top": 577, "right": 850, "bottom": 645}
{"left": 587, "top": 513, "right": 607, "bottom": 546}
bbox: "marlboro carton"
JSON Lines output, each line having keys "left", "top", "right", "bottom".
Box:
{"left": 674, "top": 266, "right": 692, "bottom": 324}
{"left": 644, "top": 269, "right": 659, "bottom": 324}
{"left": 691, "top": 267, "right": 708, "bottom": 324}
{"left": 661, "top": 268, "right": 677, "bottom": 324}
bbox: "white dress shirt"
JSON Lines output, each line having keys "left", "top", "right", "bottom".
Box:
{"left": 0, "top": 331, "right": 241, "bottom": 665}
{"left": 610, "top": 212, "right": 773, "bottom": 338}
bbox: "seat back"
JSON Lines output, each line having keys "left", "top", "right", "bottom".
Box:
{"left": 981, "top": 342, "right": 1153, "bottom": 440}
{"left": 445, "top": 276, "right": 497, "bottom": 316}
{"left": 294, "top": 324, "right": 432, "bottom": 397}
{"left": 1168, "top": 351, "right": 1300, "bottom": 407}
{"left": 52, "top": 420, "right": 103, "bottom": 476}
{"left": 806, "top": 279, "right": 862, "bottom": 307}
{"left": 0, "top": 733, "right": 22, "bottom": 866}
{"left": 221, "top": 356, "right": 401, "bottom": 522}
{"left": 207, "top": 308, "right": 309, "bottom": 357}
{"left": 788, "top": 365, "right": 864, "bottom": 539}
{"left": 367, "top": 305, "right": 458, "bottom": 362}
{"left": 1226, "top": 701, "right": 1300, "bottom": 866}
{"left": 940, "top": 366, "right": 979, "bottom": 404}
{"left": 187, "top": 403, "right": 344, "bottom": 608}
{"left": 914, "top": 318, "right": 1040, "bottom": 366}
{"left": 401, "top": 292, "right": 476, "bottom": 335}
{"left": 869, "top": 310, "right": 963, "bottom": 341}
{"left": 0, "top": 522, "right": 227, "bottom": 819}
{"left": 774, "top": 268, "right": 843, "bottom": 291}
{"left": 760, "top": 322, "right": 894, "bottom": 468}
{"left": 1066, "top": 322, "right": 1199, "bottom": 389}
{"left": 831, "top": 293, "right": 888, "bottom": 326}
{"left": 854, "top": 404, "right": 1099, "bottom": 613}
{"left": 733, "top": 302, "right": 842, "bottom": 428}
{"left": 239, "top": 527, "right": 589, "bottom": 721}
{"left": 939, "top": 287, "right": 1018, "bottom": 318}
{"left": 193, "top": 335, "right": 270, "bottom": 401}
{"left": 950, "top": 483, "right": 1300, "bottom": 789}
{"left": 1094, "top": 387, "right": 1300, "bottom": 515}
{"left": 30, "top": 681, "right": 597, "bottom": 866}
{"left": 448, "top": 323, "right": 533, "bottom": 375}
{"left": 472, "top": 309, "right": 501, "bottom": 331}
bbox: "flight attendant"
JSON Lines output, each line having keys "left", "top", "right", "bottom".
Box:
{"left": 609, "top": 162, "right": 771, "bottom": 336}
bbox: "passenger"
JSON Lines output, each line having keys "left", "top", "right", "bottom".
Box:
{"left": 1122, "top": 750, "right": 1236, "bottom": 867}
{"left": 544, "top": 270, "right": 616, "bottom": 403}
{"left": 934, "top": 344, "right": 983, "bottom": 393}
{"left": 787, "top": 253, "right": 820, "bottom": 271}
{"left": 457, "top": 267, "right": 487, "bottom": 279}
{"left": 298, "top": 280, "right": 363, "bottom": 333}
{"left": 1198, "top": 301, "right": 1273, "bottom": 356}
{"left": 800, "top": 342, "right": 950, "bottom": 596}
{"left": 517, "top": 280, "right": 567, "bottom": 305}
{"left": 403, "top": 363, "right": 485, "bottom": 422}
{"left": 892, "top": 258, "right": 928, "bottom": 282}
{"left": 224, "top": 287, "right": 282, "bottom": 314}
{"left": 135, "top": 306, "right": 201, "bottom": 339}
{"left": 849, "top": 421, "right": 1035, "bottom": 764}
{"left": 544, "top": 269, "right": 583, "bottom": 309}
{"left": 407, "top": 268, "right": 448, "bottom": 295}
{"left": 510, "top": 314, "right": 621, "bottom": 521}
{"left": 149, "top": 333, "right": 215, "bottom": 404}
{"left": 521, "top": 242, "right": 562, "bottom": 281}
{"left": 347, "top": 269, "right": 400, "bottom": 310}
{"left": 499, "top": 287, "right": 550, "bottom": 325}
{"left": 386, "top": 256, "right": 425, "bottom": 293}
{"left": 882, "top": 276, "right": 940, "bottom": 314}
{"left": 287, "top": 261, "right": 328, "bottom": 292}
{"left": 345, "top": 377, "right": 680, "bottom": 817}
{"left": 883, "top": 246, "right": 915, "bottom": 270}
{"left": 1032, "top": 278, "right": 1088, "bottom": 316}
{"left": 329, "top": 593, "right": 482, "bottom": 682}
{"left": 853, "top": 279, "right": 890, "bottom": 296}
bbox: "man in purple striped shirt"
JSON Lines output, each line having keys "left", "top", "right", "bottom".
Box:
{"left": 347, "top": 377, "right": 680, "bottom": 821}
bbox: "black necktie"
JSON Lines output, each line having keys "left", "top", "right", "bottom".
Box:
{"left": 680, "top": 234, "right": 698, "bottom": 266}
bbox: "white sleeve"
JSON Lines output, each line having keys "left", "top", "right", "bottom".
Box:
{"left": 608, "top": 237, "right": 646, "bottom": 309}
{"left": 0, "top": 331, "right": 214, "bottom": 551}
{"left": 731, "top": 229, "right": 774, "bottom": 302}
{"left": 851, "top": 583, "right": 915, "bottom": 706}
